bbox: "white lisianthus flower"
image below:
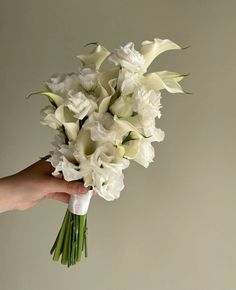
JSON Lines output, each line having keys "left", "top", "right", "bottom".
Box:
{"left": 132, "top": 139, "right": 155, "bottom": 168}
{"left": 65, "top": 91, "right": 97, "bottom": 120}
{"left": 109, "top": 42, "right": 145, "bottom": 73}
{"left": 40, "top": 105, "right": 61, "bottom": 130}
{"left": 89, "top": 143, "right": 129, "bottom": 200}
{"left": 122, "top": 128, "right": 164, "bottom": 168}
{"left": 133, "top": 86, "right": 162, "bottom": 125}
{"left": 92, "top": 170, "right": 125, "bottom": 201}
{"left": 110, "top": 94, "right": 133, "bottom": 118}
{"left": 52, "top": 156, "right": 82, "bottom": 181}
{"left": 78, "top": 67, "right": 98, "bottom": 91}
{"left": 117, "top": 69, "right": 141, "bottom": 96}
{"left": 83, "top": 112, "right": 116, "bottom": 143}
{"left": 48, "top": 139, "right": 82, "bottom": 181}
{"left": 51, "top": 133, "right": 66, "bottom": 148}
{"left": 112, "top": 114, "right": 144, "bottom": 145}
{"left": 45, "top": 73, "right": 80, "bottom": 97}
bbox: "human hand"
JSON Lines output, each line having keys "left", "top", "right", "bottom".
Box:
{"left": 0, "top": 159, "right": 89, "bottom": 212}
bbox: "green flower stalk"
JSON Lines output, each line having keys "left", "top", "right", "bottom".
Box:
{"left": 50, "top": 210, "right": 88, "bottom": 267}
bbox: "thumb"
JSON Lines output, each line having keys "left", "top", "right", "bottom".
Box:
{"left": 47, "top": 177, "right": 88, "bottom": 195}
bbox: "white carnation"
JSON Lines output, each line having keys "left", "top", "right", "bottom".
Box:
{"left": 78, "top": 67, "right": 98, "bottom": 91}
{"left": 45, "top": 73, "right": 80, "bottom": 97}
{"left": 83, "top": 112, "right": 116, "bottom": 143}
{"left": 109, "top": 42, "right": 145, "bottom": 73}
{"left": 40, "top": 106, "right": 61, "bottom": 130}
{"left": 65, "top": 91, "right": 97, "bottom": 120}
{"left": 117, "top": 69, "right": 141, "bottom": 95}
{"left": 133, "top": 86, "right": 162, "bottom": 128}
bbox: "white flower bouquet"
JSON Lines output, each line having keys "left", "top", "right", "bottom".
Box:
{"left": 29, "top": 38, "right": 187, "bottom": 267}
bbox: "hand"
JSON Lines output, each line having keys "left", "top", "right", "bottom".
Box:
{"left": 0, "top": 159, "right": 88, "bottom": 212}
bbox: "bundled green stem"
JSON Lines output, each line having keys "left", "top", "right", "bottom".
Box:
{"left": 50, "top": 209, "right": 88, "bottom": 267}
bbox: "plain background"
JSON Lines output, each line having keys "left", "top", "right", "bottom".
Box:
{"left": 0, "top": 0, "right": 236, "bottom": 289}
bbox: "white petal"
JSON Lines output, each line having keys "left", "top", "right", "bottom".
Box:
{"left": 77, "top": 44, "right": 110, "bottom": 70}
{"left": 110, "top": 95, "right": 133, "bottom": 118}
{"left": 55, "top": 105, "right": 79, "bottom": 141}
{"left": 142, "top": 71, "right": 185, "bottom": 93}
{"left": 133, "top": 140, "right": 155, "bottom": 168}
{"left": 40, "top": 106, "right": 61, "bottom": 130}
{"left": 140, "top": 38, "right": 181, "bottom": 69}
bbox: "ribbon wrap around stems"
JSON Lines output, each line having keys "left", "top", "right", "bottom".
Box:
{"left": 68, "top": 190, "right": 93, "bottom": 215}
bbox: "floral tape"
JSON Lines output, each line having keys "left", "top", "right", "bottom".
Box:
{"left": 68, "top": 190, "right": 93, "bottom": 215}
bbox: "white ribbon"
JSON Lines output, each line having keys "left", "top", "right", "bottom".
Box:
{"left": 68, "top": 190, "right": 93, "bottom": 215}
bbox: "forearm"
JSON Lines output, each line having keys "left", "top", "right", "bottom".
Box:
{"left": 0, "top": 176, "right": 17, "bottom": 213}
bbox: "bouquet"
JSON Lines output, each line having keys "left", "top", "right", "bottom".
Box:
{"left": 29, "top": 38, "right": 187, "bottom": 267}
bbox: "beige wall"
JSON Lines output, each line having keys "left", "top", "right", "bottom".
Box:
{"left": 0, "top": 0, "right": 236, "bottom": 289}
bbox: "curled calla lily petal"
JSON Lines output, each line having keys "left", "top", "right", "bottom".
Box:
{"left": 98, "top": 67, "right": 119, "bottom": 96}
{"left": 77, "top": 44, "right": 110, "bottom": 70}
{"left": 27, "top": 91, "right": 64, "bottom": 107}
{"left": 142, "top": 71, "right": 186, "bottom": 93}
{"left": 75, "top": 128, "right": 97, "bottom": 157}
{"left": 110, "top": 94, "right": 133, "bottom": 118}
{"left": 97, "top": 68, "right": 119, "bottom": 113}
{"left": 55, "top": 105, "right": 79, "bottom": 141}
{"left": 140, "top": 38, "right": 181, "bottom": 70}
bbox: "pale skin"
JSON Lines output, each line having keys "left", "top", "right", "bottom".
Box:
{"left": 0, "top": 159, "right": 89, "bottom": 213}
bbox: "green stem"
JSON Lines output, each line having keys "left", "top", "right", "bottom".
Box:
{"left": 67, "top": 213, "right": 73, "bottom": 267}
{"left": 84, "top": 216, "right": 88, "bottom": 258}
{"left": 71, "top": 214, "right": 76, "bottom": 265}
{"left": 77, "top": 215, "right": 86, "bottom": 261}
{"left": 75, "top": 214, "right": 79, "bottom": 262}
{"left": 50, "top": 227, "right": 61, "bottom": 255}
{"left": 61, "top": 211, "right": 71, "bottom": 265}
{"left": 53, "top": 210, "right": 69, "bottom": 261}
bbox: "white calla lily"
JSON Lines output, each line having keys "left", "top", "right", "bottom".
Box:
{"left": 77, "top": 44, "right": 110, "bottom": 70}
{"left": 27, "top": 91, "right": 64, "bottom": 107}
{"left": 140, "top": 38, "right": 181, "bottom": 70}
{"left": 98, "top": 67, "right": 119, "bottom": 96}
{"left": 97, "top": 68, "right": 119, "bottom": 113}
{"left": 110, "top": 95, "right": 133, "bottom": 118}
{"left": 55, "top": 105, "right": 79, "bottom": 141}
{"left": 142, "top": 71, "right": 186, "bottom": 93}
